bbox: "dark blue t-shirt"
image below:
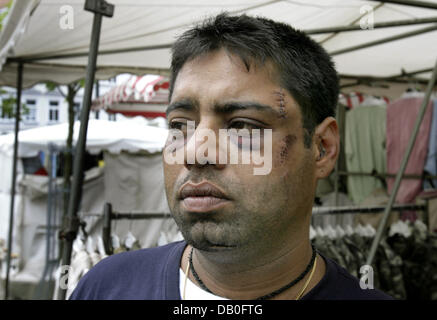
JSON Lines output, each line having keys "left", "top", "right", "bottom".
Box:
{"left": 69, "top": 240, "right": 393, "bottom": 300}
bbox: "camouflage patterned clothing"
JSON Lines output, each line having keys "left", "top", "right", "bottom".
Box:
{"left": 429, "top": 233, "right": 437, "bottom": 300}
{"left": 343, "top": 235, "right": 366, "bottom": 278}
{"left": 304, "top": 225, "right": 437, "bottom": 299}
{"left": 375, "top": 239, "right": 406, "bottom": 299}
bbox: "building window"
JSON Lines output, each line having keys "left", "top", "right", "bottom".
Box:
{"left": 49, "top": 100, "right": 59, "bottom": 122}
{"left": 25, "top": 99, "right": 37, "bottom": 122}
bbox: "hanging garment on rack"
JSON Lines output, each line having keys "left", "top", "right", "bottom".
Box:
{"left": 359, "top": 96, "right": 388, "bottom": 108}
{"left": 66, "top": 238, "right": 93, "bottom": 299}
{"left": 386, "top": 97, "right": 433, "bottom": 221}
{"left": 312, "top": 226, "right": 383, "bottom": 290}
{"left": 386, "top": 220, "right": 434, "bottom": 300}
{"left": 429, "top": 233, "right": 437, "bottom": 300}
{"left": 417, "top": 190, "right": 437, "bottom": 232}
{"left": 374, "top": 239, "right": 406, "bottom": 300}
{"left": 424, "top": 100, "right": 437, "bottom": 190}
{"left": 312, "top": 220, "right": 437, "bottom": 300}
{"left": 339, "top": 92, "right": 364, "bottom": 109}
{"left": 345, "top": 105, "right": 387, "bottom": 204}
{"left": 386, "top": 220, "right": 436, "bottom": 299}
{"left": 342, "top": 235, "right": 365, "bottom": 278}
{"left": 355, "top": 188, "right": 400, "bottom": 230}
{"left": 312, "top": 192, "right": 354, "bottom": 229}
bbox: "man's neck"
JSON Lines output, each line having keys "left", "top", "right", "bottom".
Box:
{"left": 180, "top": 238, "right": 326, "bottom": 300}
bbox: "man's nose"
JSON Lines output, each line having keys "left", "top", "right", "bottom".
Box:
{"left": 184, "top": 121, "right": 226, "bottom": 169}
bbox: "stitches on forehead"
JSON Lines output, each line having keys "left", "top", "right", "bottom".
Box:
{"left": 272, "top": 89, "right": 288, "bottom": 120}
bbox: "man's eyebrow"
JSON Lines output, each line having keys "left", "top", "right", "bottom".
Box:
{"left": 166, "top": 99, "right": 197, "bottom": 117}
{"left": 213, "top": 101, "right": 281, "bottom": 117}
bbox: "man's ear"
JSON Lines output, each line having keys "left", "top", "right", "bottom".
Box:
{"left": 313, "top": 117, "right": 339, "bottom": 179}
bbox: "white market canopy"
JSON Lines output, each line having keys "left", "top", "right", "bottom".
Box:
{"left": 91, "top": 74, "right": 169, "bottom": 118}
{"left": 0, "top": 117, "right": 168, "bottom": 158}
{"left": 0, "top": 0, "right": 437, "bottom": 98}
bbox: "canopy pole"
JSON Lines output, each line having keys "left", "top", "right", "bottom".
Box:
{"left": 340, "top": 66, "right": 434, "bottom": 81}
{"left": 330, "top": 24, "right": 437, "bottom": 56}
{"left": 366, "top": 56, "right": 437, "bottom": 267}
{"left": 58, "top": 0, "right": 113, "bottom": 301}
{"left": 95, "top": 80, "right": 100, "bottom": 119}
{"left": 4, "top": 62, "right": 23, "bottom": 300}
{"left": 367, "top": 0, "right": 437, "bottom": 10}
{"left": 306, "top": 16, "right": 437, "bottom": 34}
{"left": 8, "top": 43, "right": 172, "bottom": 64}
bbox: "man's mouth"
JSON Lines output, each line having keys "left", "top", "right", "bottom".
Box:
{"left": 179, "top": 181, "right": 231, "bottom": 213}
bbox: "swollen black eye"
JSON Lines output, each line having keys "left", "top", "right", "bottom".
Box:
{"left": 169, "top": 121, "right": 187, "bottom": 131}
{"left": 228, "top": 120, "right": 261, "bottom": 131}
{"left": 229, "top": 121, "right": 246, "bottom": 129}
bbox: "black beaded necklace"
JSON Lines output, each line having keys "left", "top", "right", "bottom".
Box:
{"left": 188, "top": 244, "right": 317, "bottom": 300}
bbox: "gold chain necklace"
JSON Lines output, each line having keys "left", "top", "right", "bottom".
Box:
{"left": 295, "top": 256, "right": 317, "bottom": 300}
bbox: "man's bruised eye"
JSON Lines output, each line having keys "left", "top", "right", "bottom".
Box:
{"left": 227, "top": 119, "right": 265, "bottom": 150}
{"left": 169, "top": 119, "right": 188, "bottom": 132}
{"left": 228, "top": 119, "right": 264, "bottom": 131}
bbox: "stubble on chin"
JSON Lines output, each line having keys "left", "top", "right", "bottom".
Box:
{"left": 173, "top": 211, "right": 243, "bottom": 251}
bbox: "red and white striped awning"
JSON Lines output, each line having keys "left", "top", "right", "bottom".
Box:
{"left": 92, "top": 75, "right": 169, "bottom": 118}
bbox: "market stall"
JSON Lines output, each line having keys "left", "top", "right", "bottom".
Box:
{"left": 1, "top": 0, "right": 437, "bottom": 300}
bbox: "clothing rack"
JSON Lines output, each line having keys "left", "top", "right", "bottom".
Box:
{"left": 337, "top": 170, "right": 437, "bottom": 181}
{"left": 101, "top": 203, "right": 172, "bottom": 255}
{"left": 312, "top": 203, "right": 426, "bottom": 215}
{"left": 332, "top": 101, "right": 437, "bottom": 207}
{"left": 99, "top": 200, "right": 428, "bottom": 255}
{"left": 312, "top": 203, "right": 428, "bottom": 232}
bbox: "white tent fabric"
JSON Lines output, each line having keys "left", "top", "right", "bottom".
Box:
{"left": 0, "top": 0, "right": 437, "bottom": 92}
{"left": 0, "top": 117, "right": 176, "bottom": 299}
{"left": 0, "top": 0, "right": 39, "bottom": 69}
{"left": 0, "top": 117, "right": 168, "bottom": 158}
{"left": 91, "top": 74, "right": 169, "bottom": 117}
{"left": 0, "top": 117, "right": 170, "bottom": 242}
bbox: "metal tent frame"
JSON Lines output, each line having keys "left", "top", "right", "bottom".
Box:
{"left": 3, "top": 0, "right": 114, "bottom": 300}
{"left": 57, "top": 0, "right": 114, "bottom": 301}
{"left": 3, "top": 0, "right": 437, "bottom": 300}
{"left": 4, "top": 62, "right": 22, "bottom": 300}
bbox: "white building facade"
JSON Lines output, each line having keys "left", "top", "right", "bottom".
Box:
{"left": 0, "top": 80, "right": 118, "bottom": 135}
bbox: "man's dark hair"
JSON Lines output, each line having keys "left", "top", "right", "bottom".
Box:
{"left": 170, "top": 13, "right": 339, "bottom": 148}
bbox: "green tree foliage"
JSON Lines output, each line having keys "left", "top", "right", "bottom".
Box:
{"left": 0, "top": 1, "right": 13, "bottom": 32}
{"left": 0, "top": 88, "right": 29, "bottom": 120}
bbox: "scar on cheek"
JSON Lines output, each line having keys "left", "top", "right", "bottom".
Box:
{"left": 273, "top": 89, "right": 287, "bottom": 119}
{"left": 278, "top": 134, "right": 296, "bottom": 164}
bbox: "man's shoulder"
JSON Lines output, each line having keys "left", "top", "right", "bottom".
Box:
{"left": 331, "top": 259, "right": 394, "bottom": 300}
{"left": 303, "top": 255, "right": 394, "bottom": 300}
{"left": 96, "top": 240, "right": 185, "bottom": 269}
{"left": 69, "top": 241, "right": 186, "bottom": 300}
